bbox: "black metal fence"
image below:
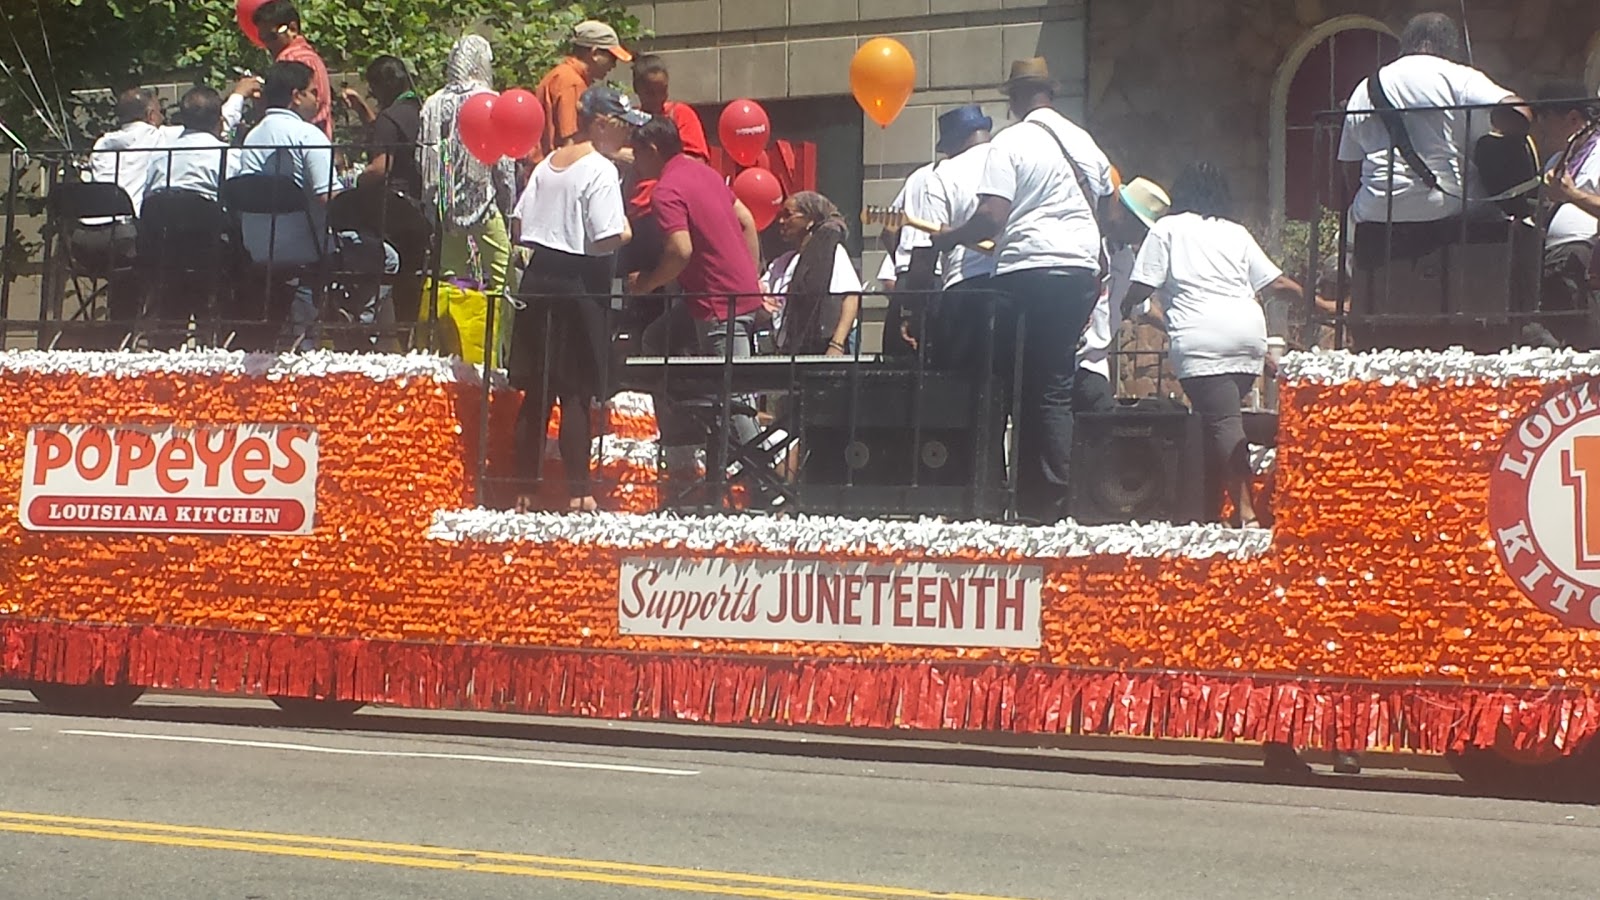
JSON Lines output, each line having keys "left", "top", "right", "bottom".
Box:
{"left": 1299, "top": 98, "right": 1598, "bottom": 353}
{"left": 1, "top": 144, "right": 440, "bottom": 352}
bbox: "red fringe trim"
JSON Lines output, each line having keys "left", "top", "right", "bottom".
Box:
{"left": 4, "top": 620, "right": 1593, "bottom": 757}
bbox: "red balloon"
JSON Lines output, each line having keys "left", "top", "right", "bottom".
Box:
{"left": 457, "top": 93, "right": 503, "bottom": 165}
{"left": 236, "top": 0, "right": 269, "bottom": 48}
{"left": 718, "top": 100, "right": 771, "bottom": 168}
{"left": 732, "top": 167, "right": 784, "bottom": 231}
{"left": 489, "top": 88, "right": 546, "bottom": 160}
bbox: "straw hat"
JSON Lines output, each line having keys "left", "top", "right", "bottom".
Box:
{"left": 1118, "top": 177, "right": 1171, "bottom": 230}
{"left": 1001, "top": 57, "right": 1059, "bottom": 96}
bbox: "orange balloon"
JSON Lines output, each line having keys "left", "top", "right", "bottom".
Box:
{"left": 850, "top": 38, "right": 916, "bottom": 128}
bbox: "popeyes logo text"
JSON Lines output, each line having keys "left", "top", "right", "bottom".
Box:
{"left": 20, "top": 424, "right": 317, "bottom": 535}
{"left": 618, "top": 557, "right": 1042, "bottom": 648}
{"left": 1487, "top": 381, "right": 1600, "bottom": 627}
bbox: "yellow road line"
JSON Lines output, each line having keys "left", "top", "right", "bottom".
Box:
{"left": 0, "top": 812, "right": 1037, "bottom": 900}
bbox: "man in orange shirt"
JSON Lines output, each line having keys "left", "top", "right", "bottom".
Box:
{"left": 532, "top": 20, "right": 631, "bottom": 162}
{"left": 253, "top": 0, "right": 333, "bottom": 139}
{"left": 631, "top": 55, "right": 708, "bottom": 160}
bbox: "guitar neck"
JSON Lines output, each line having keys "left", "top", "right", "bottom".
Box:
{"left": 860, "top": 207, "right": 996, "bottom": 253}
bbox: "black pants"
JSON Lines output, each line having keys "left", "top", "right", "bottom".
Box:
{"left": 1542, "top": 239, "right": 1598, "bottom": 349}
{"left": 62, "top": 224, "right": 140, "bottom": 349}
{"left": 1180, "top": 372, "right": 1256, "bottom": 523}
{"left": 511, "top": 246, "right": 613, "bottom": 500}
{"left": 990, "top": 267, "right": 1099, "bottom": 523}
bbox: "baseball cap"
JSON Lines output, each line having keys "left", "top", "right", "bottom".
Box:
{"left": 579, "top": 84, "right": 651, "bottom": 126}
{"left": 573, "top": 20, "right": 632, "bottom": 62}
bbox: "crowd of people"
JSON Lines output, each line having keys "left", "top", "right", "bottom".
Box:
{"left": 71, "top": 6, "right": 1600, "bottom": 526}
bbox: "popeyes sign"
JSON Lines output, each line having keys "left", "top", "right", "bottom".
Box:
{"left": 1488, "top": 381, "right": 1600, "bottom": 628}
{"left": 619, "top": 557, "right": 1042, "bottom": 648}
{"left": 20, "top": 424, "right": 317, "bottom": 535}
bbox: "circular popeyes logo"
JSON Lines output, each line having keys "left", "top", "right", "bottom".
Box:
{"left": 1488, "top": 380, "right": 1600, "bottom": 628}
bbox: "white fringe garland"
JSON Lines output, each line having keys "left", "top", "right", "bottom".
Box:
{"left": 427, "top": 509, "right": 1274, "bottom": 560}
{"left": 1279, "top": 347, "right": 1600, "bottom": 386}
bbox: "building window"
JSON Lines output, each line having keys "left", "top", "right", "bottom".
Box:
{"left": 1283, "top": 28, "right": 1397, "bottom": 222}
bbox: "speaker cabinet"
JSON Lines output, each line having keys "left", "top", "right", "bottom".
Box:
{"left": 795, "top": 370, "right": 1006, "bottom": 518}
{"left": 1348, "top": 219, "right": 1541, "bottom": 353}
{"left": 1068, "top": 400, "right": 1204, "bottom": 525}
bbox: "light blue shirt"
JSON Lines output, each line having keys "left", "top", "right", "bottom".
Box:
{"left": 143, "top": 130, "right": 241, "bottom": 201}
{"left": 236, "top": 109, "right": 337, "bottom": 265}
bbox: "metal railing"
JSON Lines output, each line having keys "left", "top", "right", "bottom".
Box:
{"left": 1299, "top": 98, "right": 1597, "bottom": 352}
{"left": 472, "top": 288, "right": 1020, "bottom": 521}
{"left": 1, "top": 144, "right": 445, "bottom": 352}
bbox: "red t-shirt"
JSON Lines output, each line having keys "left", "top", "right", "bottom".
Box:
{"left": 665, "top": 101, "right": 709, "bottom": 160}
{"left": 652, "top": 154, "right": 761, "bottom": 321}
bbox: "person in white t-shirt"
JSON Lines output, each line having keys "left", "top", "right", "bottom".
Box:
{"left": 1076, "top": 177, "right": 1170, "bottom": 412}
{"left": 508, "top": 84, "right": 639, "bottom": 513}
{"left": 763, "top": 191, "right": 862, "bottom": 356}
{"left": 932, "top": 57, "right": 1113, "bottom": 523}
{"left": 878, "top": 160, "right": 939, "bottom": 356}
{"left": 1532, "top": 83, "right": 1600, "bottom": 347}
{"left": 1338, "top": 13, "right": 1528, "bottom": 227}
{"left": 1123, "top": 163, "right": 1303, "bottom": 528}
{"left": 902, "top": 105, "right": 994, "bottom": 366}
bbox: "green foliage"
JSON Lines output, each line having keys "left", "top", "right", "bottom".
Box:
{"left": 0, "top": 0, "right": 640, "bottom": 149}
{"left": 1274, "top": 207, "right": 1344, "bottom": 283}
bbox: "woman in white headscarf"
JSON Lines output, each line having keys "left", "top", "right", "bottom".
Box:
{"left": 419, "top": 34, "right": 518, "bottom": 295}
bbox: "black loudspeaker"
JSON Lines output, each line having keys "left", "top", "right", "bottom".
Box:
{"left": 1068, "top": 399, "right": 1204, "bottom": 525}
{"left": 796, "top": 371, "right": 1005, "bottom": 518}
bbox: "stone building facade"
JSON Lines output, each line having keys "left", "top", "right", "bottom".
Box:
{"left": 1090, "top": 0, "right": 1600, "bottom": 243}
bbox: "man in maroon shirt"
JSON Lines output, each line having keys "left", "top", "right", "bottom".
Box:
{"left": 254, "top": 0, "right": 333, "bottom": 139}
{"left": 629, "top": 116, "right": 764, "bottom": 503}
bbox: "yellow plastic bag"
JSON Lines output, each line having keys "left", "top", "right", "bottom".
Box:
{"left": 425, "top": 279, "right": 512, "bottom": 369}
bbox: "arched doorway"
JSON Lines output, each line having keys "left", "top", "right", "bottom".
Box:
{"left": 1268, "top": 17, "right": 1398, "bottom": 250}
{"left": 1586, "top": 32, "right": 1600, "bottom": 93}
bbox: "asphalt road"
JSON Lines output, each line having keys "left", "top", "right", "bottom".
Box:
{"left": 0, "top": 690, "right": 1596, "bottom": 900}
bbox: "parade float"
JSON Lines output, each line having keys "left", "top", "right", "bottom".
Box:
{"left": 1, "top": 345, "right": 1599, "bottom": 790}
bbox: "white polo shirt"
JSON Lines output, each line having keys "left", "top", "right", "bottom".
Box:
{"left": 1079, "top": 244, "right": 1137, "bottom": 380}
{"left": 978, "top": 107, "right": 1112, "bottom": 276}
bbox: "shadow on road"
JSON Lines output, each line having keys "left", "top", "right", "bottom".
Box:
{"left": 2, "top": 691, "right": 1593, "bottom": 805}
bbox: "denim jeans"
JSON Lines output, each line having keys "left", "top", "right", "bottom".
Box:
{"left": 641, "top": 300, "right": 760, "bottom": 484}
{"left": 285, "top": 231, "right": 399, "bottom": 351}
{"left": 989, "top": 266, "right": 1100, "bottom": 523}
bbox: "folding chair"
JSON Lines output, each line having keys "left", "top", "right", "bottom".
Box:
{"left": 221, "top": 174, "right": 328, "bottom": 351}
{"left": 136, "top": 188, "right": 235, "bottom": 349}
{"left": 43, "top": 181, "right": 138, "bottom": 349}
{"left": 328, "top": 186, "right": 434, "bottom": 351}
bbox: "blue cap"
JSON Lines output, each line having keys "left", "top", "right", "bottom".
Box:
{"left": 936, "top": 105, "right": 993, "bottom": 155}
{"left": 579, "top": 84, "right": 651, "bottom": 127}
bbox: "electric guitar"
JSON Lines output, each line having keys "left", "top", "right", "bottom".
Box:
{"left": 860, "top": 206, "right": 996, "bottom": 253}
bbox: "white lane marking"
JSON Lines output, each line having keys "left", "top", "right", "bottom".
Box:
{"left": 59, "top": 730, "right": 699, "bottom": 777}
{"left": 9, "top": 727, "right": 30, "bottom": 732}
